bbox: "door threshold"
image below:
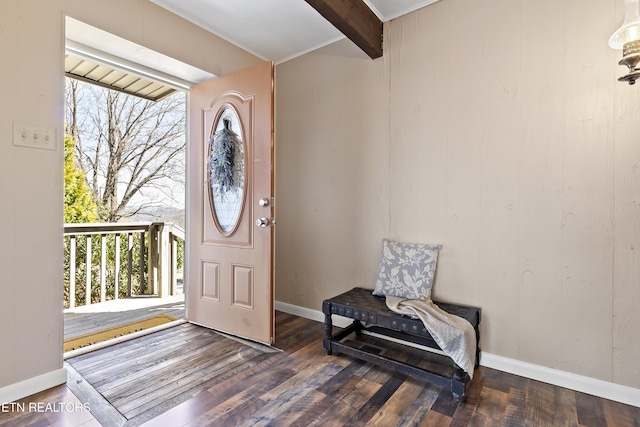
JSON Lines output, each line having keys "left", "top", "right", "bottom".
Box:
{"left": 64, "top": 318, "right": 187, "bottom": 360}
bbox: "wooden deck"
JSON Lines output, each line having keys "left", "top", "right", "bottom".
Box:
{"left": 2, "top": 311, "right": 639, "bottom": 426}
{"left": 64, "top": 295, "right": 185, "bottom": 341}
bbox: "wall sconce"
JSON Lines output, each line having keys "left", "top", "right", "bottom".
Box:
{"left": 610, "top": 0, "right": 640, "bottom": 84}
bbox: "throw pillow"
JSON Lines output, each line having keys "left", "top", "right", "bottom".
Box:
{"left": 373, "top": 239, "right": 442, "bottom": 299}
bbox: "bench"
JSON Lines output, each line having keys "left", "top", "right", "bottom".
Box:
{"left": 322, "top": 287, "right": 481, "bottom": 398}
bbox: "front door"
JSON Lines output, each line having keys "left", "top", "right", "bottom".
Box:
{"left": 187, "top": 61, "right": 274, "bottom": 345}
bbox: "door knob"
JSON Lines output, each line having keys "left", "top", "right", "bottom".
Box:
{"left": 255, "top": 217, "right": 270, "bottom": 227}
{"left": 259, "top": 198, "right": 270, "bottom": 207}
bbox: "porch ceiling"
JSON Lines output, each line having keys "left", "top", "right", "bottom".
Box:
{"left": 65, "top": 43, "right": 180, "bottom": 102}
{"left": 65, "top": 17, "right": 216, "bottom": 102}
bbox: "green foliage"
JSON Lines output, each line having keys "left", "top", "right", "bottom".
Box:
{"left": 64, "top": 135, "right": 99, "bottom": 223}
{"left": 63, "top": 233, "right": 148, "bottom": 308}
{"left": 176, "top": 238, "right": 184, "bottom": 270}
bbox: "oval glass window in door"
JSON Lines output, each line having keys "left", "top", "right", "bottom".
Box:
{"left": 207, "top": 106, "right": 245, "bottom": 235}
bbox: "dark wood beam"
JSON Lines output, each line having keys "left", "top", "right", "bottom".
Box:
{"left": 304, "top": 0, "right": 383, "bottom": 59}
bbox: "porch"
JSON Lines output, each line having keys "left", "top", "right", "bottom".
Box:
{"left": 63, "top": 222, "right": 186, "bottom": 353}
{"left": 64, "top": 295, "right": 185, "bottom": 342}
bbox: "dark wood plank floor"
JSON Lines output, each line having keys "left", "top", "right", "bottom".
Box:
{"left": 68, "top": 322, "right": 279, "bottom": 426}
{"left": 2, "top": 311, "right": 639, "bottom": 427}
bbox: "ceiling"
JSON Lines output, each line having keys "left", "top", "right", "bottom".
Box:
{"left": 65, "top": 1, "right": 440, "bottom": 101}
{"left": 150, "top": 0, "right": 441, "bottom": 64}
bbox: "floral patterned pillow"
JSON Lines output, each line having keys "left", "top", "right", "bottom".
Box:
{"left": 372, "top": 239, "right": 442, "bottom": 300}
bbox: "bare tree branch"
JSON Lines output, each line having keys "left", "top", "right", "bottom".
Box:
{"left": 64, "top": 78, "right": 186, "bottom": 222}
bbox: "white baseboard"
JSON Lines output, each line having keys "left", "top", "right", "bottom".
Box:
{"left": 276, "top": 300, "right": 352, "bottom": 327}
{"left": 480, "top": 353, "right": 640, "bottom": 408}
{"left": 0, "top": 368, "right": 68, "bottom": 404}
{"left": 275, "top": 300, "right": 640, "bottom": 409}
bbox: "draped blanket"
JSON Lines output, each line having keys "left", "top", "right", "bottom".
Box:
{"left": 385, "top": 296, "right": 477, "bottom": 378}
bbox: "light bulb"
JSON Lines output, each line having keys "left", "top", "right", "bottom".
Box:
{"left": 610, "top": 0, "right": 640, "bottom": 49}
{"left": 611, "top": 0, "right": 640, "bottom": 83}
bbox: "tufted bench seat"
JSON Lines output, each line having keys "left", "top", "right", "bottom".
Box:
{"left": 322, "top": 287, "right": 481, "bottom": 398}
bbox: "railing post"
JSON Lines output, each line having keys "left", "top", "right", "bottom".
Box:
{"left": 100, "top": 234, "right": 107, "bottom": 303}
{"left": 148, "top": 223, "right": 159, "bottom": 295}
{"left": 170, "top": 234, "right": 177, "bottom": 296}
{"left": 168, "top": 225, "right": 184, "bottom": 296}
{"left": 157, "top": 223, "right": 171, "bottom": 298}
{"left": 127, "top": 232, "right": 133, "bottom": 297}
{"left": 139, "top": 231, "right": 146, "bottom": 294}
{"left": 85, "top": 235, "right": 92, "bottom": 305}
{"left": 69, "top": 236, "right": 76, "bottom": 309}
{"left": 114, "top": 234, "right": 120, "bottom": 300}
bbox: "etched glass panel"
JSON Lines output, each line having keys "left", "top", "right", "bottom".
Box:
{"left": 208, "top": 106, "right": 245, "bottom": 234}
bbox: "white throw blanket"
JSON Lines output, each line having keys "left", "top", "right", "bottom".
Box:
{"left": 385, "top": 296, "right": 476, "bottom": 379}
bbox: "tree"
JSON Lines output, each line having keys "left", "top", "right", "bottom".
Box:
{"left": 64, "top": 134, "right": 99, "bottom": 223}
{"left": 64, "top": 78, "right": 186, "bottom": 222}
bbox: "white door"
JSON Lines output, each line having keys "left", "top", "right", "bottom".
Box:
{"left": 187, "top": 61, "right": 274, "bottom": 344}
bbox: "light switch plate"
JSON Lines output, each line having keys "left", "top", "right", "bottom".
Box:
{"left": 13, "top": 122, "right": 57, "bottom": 150}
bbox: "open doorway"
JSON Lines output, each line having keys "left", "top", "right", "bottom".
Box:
{"left": 61, "top": 17, "right": 212, "bottom": 356}
{"left": 58, "top": 17, "right": 277, "bottom": 424}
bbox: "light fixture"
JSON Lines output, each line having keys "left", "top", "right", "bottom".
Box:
{"left": 610, "top": 0, "right": 640, "bottom": 84}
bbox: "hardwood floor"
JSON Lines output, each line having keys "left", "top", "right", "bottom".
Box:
{"left": 65, "top": 323, "right": 278, "bottom": 426}
{"left": 2, "top": 311, "right": 639, "bottom": 426}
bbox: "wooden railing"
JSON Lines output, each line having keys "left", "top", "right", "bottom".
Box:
{"left": 64, "top": 222, "right": 184, "bottom": 309}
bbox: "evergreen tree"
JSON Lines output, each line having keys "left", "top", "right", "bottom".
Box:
{"left": 64, "top": 134, "right": 99, "bottom": 223}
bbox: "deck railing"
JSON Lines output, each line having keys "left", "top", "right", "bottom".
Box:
{"left": 64, "top": 222, "right": 184, "bottom": 309}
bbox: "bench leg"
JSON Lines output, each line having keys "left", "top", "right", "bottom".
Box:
{"left": 452, "top": 365, "right": 469, "bottom": 399}
{"left": 323, "top": 311, "right": 333, "bottom": 355}
{"left": 353, "top": 319, "right": 363, "bottom": 336}
{"left": 475, "top": 325, "right": 481, "bottom": 368}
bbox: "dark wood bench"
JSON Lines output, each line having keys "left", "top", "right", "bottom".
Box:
{"left": 322, "top": 287, "right": 481, "bottom": 398}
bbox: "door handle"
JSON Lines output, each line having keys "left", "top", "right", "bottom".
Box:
{"left": 255, "top": 217, "right": 273, "bottom": 228}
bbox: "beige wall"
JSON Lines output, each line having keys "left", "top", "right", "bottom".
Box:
{"left": 2, "top": 0, "right": 638, "bottom": 397}
{"left": 0, "top": 0, "right": 260, "bottom": 391}
{"left": 275, "top": 0, "right": 640, "bottom": 389}
{"left": 275, "top": 40, "right": 390, "bottom": 309}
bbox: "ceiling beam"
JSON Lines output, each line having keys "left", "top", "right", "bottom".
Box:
{"left": 304, "top": 0, "right": 383, "bottom": 59}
